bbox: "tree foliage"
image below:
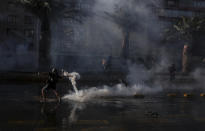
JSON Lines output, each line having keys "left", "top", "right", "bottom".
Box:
{"left": 164, "top": 16, "right": 205, "bottom": 43}
{"left": 17, "top": 0, "right": 90, "bottom": 22}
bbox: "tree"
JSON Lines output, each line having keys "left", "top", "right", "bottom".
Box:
{"left": 105, "top": 1, "right": 141, "bottom": 59}
{"left": 165, "top": 16, "right": 205, "bottom": 73}
{"left": 17, "top": 0, "right": 89, "bottom": 70}
{"left": 105, "top": 0, "right": 157, "bottom": 61}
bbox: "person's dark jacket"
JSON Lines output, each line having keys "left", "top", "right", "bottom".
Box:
{"left": 47, "top": 72, "right": 61, "bottom": 84}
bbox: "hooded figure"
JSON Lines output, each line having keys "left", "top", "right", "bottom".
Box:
{"left": 41, "top": 68, "right": 61, "bottom": 102}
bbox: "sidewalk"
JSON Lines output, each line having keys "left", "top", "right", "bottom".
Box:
{"left": 0, "top": 71, "right": 198, "bottom": 86}
{"left": 0, "top": 72, "right": 46, "bottom": 83}
{"left": 0, "top": 71, "right": 126, "bottom": 84}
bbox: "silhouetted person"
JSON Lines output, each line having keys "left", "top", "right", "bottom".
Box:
{"left": 102, "top": 59, "right": 107, "bottom": 71}
{"left": 41, "top": 68, "right": 61, "bottom": 102}
{"left": 169, "top": 64, "right": 176, "bottom": 81}
{"left": 102, "top": 56, "right": 112, "bottom": 72}
{"left": 106, "top": 56, "right": 112, "bottom": 71}
{"left": 102, "top": 56, "right": 113, "bottom": 85}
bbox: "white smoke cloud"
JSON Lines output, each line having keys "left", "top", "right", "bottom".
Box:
{"left": 127, "top": 62, "right": 152, "bottom": 84}
{"left": 51, "top": 0, "right": 166, "bottom": 103}
{"left": 63, "top": 83, "right": 162, "bottom": 102}
{"left": 51, "top": 0, "right": 179, "bottom": 92}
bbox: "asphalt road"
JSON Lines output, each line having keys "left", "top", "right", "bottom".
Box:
{"left": 0, "top": 83, "right": 205, "bottom": 131}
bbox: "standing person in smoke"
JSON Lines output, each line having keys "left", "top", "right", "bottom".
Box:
{"left": 169, "top": 64, "right": 176, "bottom": 81}
{"left": 102, "top": 58, "right": 107, "bottom": 71}
{"left": 102, "top": 56, "right": 113, "bottom": 85}
{"left": 41, "top": 68, "right": 61, "bottom": 102}
{"left": 102, "top": 56, "right": 112, "bottom": 72}
{"left": 106, "top": 55, "right": 112, "bottom": 72}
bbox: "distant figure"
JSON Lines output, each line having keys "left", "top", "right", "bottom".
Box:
{"left": 102, "top": 56, "right": 112, "bottom": 72}
{"left": 41, "top": 68, "right": 61, "bottom": 102}
{"left": 169, "top": 64, "right": 176, "bottom": 81}
{"left": 106, "top": 55, "right": 112, "bottom": 71}
{"left": 182, "top": 45, "right": 189, "bottom": 73}
{"left": 102, "top": 59, "right": 107, "bottom": 71}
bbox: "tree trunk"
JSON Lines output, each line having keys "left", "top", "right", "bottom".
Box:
{"left": 121, "top": 31, "right": 130, "bottom": 59}
{"left": 182, "top": 44, "right": 189, "bottom": 73}
{"left": 38, "top": 11, "right": 51, "bottom": 71}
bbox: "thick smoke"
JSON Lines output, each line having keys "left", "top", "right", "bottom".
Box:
{"left": 63, "top": 84, "right": 162, "bottom": 102}
{"left": 50, "top": 0, "right": 123, "bottom": 72}
{"left": 0, "top": 31, "right": 38, "bottom": 71}
{"left": 126, "top": 62, "right": 152, "bottom": 85}
{"left": 50, "top": 0, "right": 178, "bottom": 74}
{"left": 52, "top": 0, "right": 180, "bottom": 103}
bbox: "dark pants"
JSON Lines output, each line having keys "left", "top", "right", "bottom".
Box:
{"left": 42, "top": 83, "right": 57, "bottom": 91}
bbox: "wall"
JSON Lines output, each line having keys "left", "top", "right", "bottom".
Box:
{"left": 0, "top": 0, "right": 40, "bottom": 72}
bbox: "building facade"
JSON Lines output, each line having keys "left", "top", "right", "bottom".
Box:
{"left": 0, "top": 0, "right": 41, "bottom": 71}
{"left": 155, "top": 0, "right": 205, "bottom": 70}
{"left": 157, "top": 0, "right": 205, "bottom": 20}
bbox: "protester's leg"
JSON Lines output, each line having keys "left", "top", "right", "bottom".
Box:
{"left": 41, "top": 84, "right": 48, "bottom": 101}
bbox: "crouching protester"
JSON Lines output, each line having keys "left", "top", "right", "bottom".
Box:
{"left": 41, "top": 68, "right": 62, "bottom": 102}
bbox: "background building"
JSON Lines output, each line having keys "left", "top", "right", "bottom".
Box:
{"left": 155, "top": 0, "right": 205, "bottom": 70}
{"left": 0, "top": 0, "right": 41, "bottom": 71}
